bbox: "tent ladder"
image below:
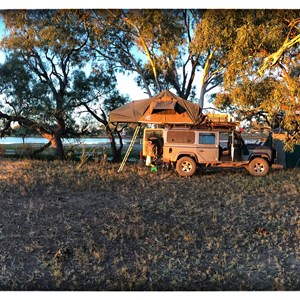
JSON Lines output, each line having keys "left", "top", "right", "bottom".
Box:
{"left": 118, "top": 125, "right": 141, "bottom": 173}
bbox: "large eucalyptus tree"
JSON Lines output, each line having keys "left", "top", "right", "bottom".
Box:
{"left": 211, "top": 10, "right": 300, "bottom": 150}
{"left": 0, "top": 10, "right": 91, "bottom": 159}
{"left": 88, "top": 9, "right": 204, "bottom": 101}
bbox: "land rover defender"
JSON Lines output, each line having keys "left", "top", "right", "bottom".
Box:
{"left": 143, "top": 126, "right": 279, "bottom": 177}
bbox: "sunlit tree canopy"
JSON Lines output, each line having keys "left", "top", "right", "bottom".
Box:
{"left": 1, "top": 9, "right": 300, "bottom": 155}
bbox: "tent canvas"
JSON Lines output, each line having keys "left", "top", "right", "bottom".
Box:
{"left": 109, "top": 90, "right": 202, "bottom": 125}
{"left": 109, "top": 98, "right": 152, "bottom": 123}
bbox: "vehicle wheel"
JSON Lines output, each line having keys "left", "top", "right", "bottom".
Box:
{"left": 248, "top": 158, "right": 269, "bottom": 176}
{"left": 176, "top": 156, "right": 197, "bottom": 177}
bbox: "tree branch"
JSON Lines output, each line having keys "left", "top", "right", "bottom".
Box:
{"left": 259, "top": 33, "right": 300, "bottom": 75}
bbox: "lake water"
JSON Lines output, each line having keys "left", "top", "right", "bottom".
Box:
{"left": 0, "top": 136, "right": 260, "bottom": 146}
{"left": 0, "top": 137, "right": 141, "bottom": 145}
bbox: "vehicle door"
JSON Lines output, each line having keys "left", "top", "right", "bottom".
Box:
{"left": 232, "top": 131, "right": 243, "bottom": 161}
{"left": 196, "top": 132, "right": 219, "bottom": 162}
{"left": 142, "top": 128, "right": 164, "bottom": 157}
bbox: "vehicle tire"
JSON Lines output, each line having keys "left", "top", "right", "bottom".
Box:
{"left": 176, "top": 156, "right": 197, "bottom": 177}
{"left": 248, "top": 158, "right": 269, "bottom": 176}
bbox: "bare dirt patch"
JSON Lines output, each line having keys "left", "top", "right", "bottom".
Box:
{"left": 0, "top": 159, "right": 299, "bottom": 290}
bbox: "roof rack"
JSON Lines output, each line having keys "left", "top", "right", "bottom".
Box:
{"left": 203, "top": 113, "right": 238, "bottom": 129}
{"left": 151, "top": 113, "right": 239, "bottom": 130}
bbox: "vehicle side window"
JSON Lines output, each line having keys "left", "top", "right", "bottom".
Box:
{"left": 199, "top": 133, "right": 216, "bottom": 145}
{"left": 167, "top": 131, "right": 195, "bottom": 143}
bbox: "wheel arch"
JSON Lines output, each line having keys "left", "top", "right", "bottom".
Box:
{"left": 176, "top": 153, "right": 198, "bottom": 163}
{"left": 249, "top": 154, "right": 271, "bottom": 164}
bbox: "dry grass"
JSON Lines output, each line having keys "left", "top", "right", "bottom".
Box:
{"left": 0, "top": 158, "right": 299, "bottom": 291}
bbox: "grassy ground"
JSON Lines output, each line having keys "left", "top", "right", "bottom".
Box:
{"left": 0, "top": 158, "right": 299, "bottom": 291}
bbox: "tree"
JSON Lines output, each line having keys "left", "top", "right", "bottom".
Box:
{"left": 0, "top": 10, "right": 91, "bottom": 160}
{"left": 208, "top": 10, "right": 300, "bottom": 150}
{"left": 259, "top": 18, "right": 300, "bottom": 76}
{"left": 89, "top": 9, "right": 203, "bottom": 100}
{"left": 70, "top": 68, "right": 129, "bottom": 162}
{"left": 191, "top": 10, "right": 241, "bottom": 107}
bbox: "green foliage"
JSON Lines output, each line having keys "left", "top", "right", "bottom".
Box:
{"left": 12, "top": 125, "right": 36, "bottom": 138}
{"left": 203, "top": 10, "right": 300, "bottom": 148}
{"left": 0, "top": 11, "right": 93, "bottom": 159}
{"left": 70, "top": 68, "right": 128, "bottom": 113}
{"left": 89, "top": 9, "right": 199, "bottom": 99}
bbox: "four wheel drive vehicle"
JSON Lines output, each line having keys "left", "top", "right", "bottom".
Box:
{"left": 142, "top": 126, "right": 281, "bottom": 177}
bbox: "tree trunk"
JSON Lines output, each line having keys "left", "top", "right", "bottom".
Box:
{"left": 106, "top": 126, "right": 123, "bottom": 163}
{"left": 0, "top": 112, "right": 66, "bottom": 160}
{"left": 199, "top": 83, "right": 206, "bottom": 108}
{"left": 40, "top": 132, "right": 65, "bottom": 160}
{"left": 199, "top": 50, "right": 214, "bottom": 107}
{"left": 51, "top": 136, "right": 65, "bottom": 160}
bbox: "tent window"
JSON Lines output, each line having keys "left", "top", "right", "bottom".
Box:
{"left": 152, "top": 109, "right": 176, "bottom": 115}
{"left": 152, "top": 101, "right": 177, "bottom": 114}
{"left": 167, "top": 131, "right": 195, "bottom": 143}
{"left": 153, "top": 101, "right": 176, "bottom": 110}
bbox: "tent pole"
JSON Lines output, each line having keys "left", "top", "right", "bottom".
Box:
{"left": 117, "top": 124, "right": 141, "bottom": 173}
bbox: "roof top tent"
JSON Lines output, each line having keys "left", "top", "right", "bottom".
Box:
{"left": 109, "top": 89, "right": 204, "bottom": 172}
{"left": 109, "top": 89, "right": 203, "bottom": 125}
